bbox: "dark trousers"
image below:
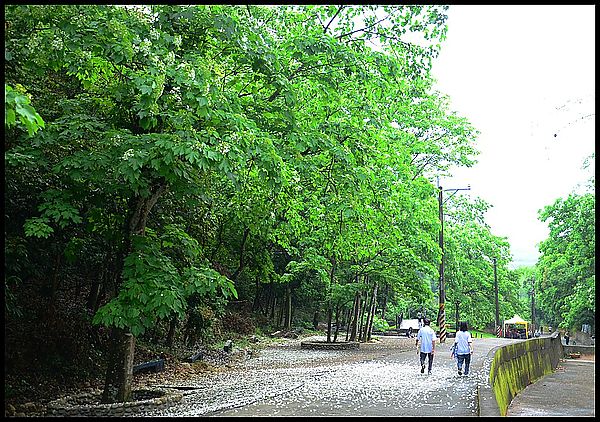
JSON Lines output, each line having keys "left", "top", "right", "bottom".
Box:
{"left": 420, "top": 352, "right": 434, "bottom": 372}
{"left": 457, "top": 353, "right": 471, "bottom": 375}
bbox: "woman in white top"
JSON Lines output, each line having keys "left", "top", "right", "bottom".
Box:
{"left": 453, "top": 321, "right": 473, "bottom": 376}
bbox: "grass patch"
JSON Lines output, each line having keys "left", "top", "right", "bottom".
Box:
{"left": 472, "top": 330, "right": 496, "bottom": 338}
{"left": 445, "top": 329, "right": 496, "bottom": 338}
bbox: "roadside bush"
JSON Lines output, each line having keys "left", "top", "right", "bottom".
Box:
{"left": 222, "top": 311, "right": 255, "bottom": 335}
{"left": 372, "top": 315, "right": 390, "bottom": 332}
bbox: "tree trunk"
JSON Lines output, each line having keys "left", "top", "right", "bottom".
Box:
{"left": 366, "top": 283, "right": 378, "bottom": 342}
{"left": 358, "top": 287, "right": 369, "bottom": 342}
{"left": 261, "top": 285, "right": 268, "bottom": 316}
{"left": 119, "top": 332, "right": 135, "bottom": 402}
{"left": 271, "top": 295, "right": 277, "bottom": 320}
{"left": 101, "top": 181, "right": 167, "bottom": 403}
{"left": 455, "top": 300, "right": 460, "bottom": 332}
{"left": 166, "top": 317, "right": 177, "bottom": 347}
{"left": 277, "top": 294, "right": 285, "bottom": 328}
{"left": 285, "top": 284, "right": 292, "bottom": 331}
{"left": 349, "top": 292, "right": 361, "bottom": 342}
{"left": 326, "top": 255, "right": 336, "bottom": 342}
{"left": 343, "top": 308, "right": 350, "bottom": 334}
{"left": 86, "top": 270, "right": 102, "bottom": 312}
{"left": 265, "top": 283, "right": 273, "bottom": 318}
{"left": 326, "top": 303, "right": 333, "bottom": 342}
{"left": 252, "top": 274, "right": 261, "bottom": 312}
{"left": 380, "top": 284, "right": 389, "bottom": 321}
{"left": 333, "top": 306, "right": 341, "bottom": 342}
{"left": 101, "top": 328, "right": 135, "bottom": 403}
{"left": 362, "top": 282, "right": 374, "bottom": 342}
{"left": 345, "top": 307, "right": 351, "bottom": 342}
{"left": 313, "top": 310, "right": 319, "bottom": 330}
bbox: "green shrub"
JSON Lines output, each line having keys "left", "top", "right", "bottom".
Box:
{"left": 372, "top": 315, "right": 390, "bottom": 332}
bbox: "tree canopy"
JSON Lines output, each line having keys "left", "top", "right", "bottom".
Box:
{"left": 536, "top": 188, "right": 595, "bottom": 330}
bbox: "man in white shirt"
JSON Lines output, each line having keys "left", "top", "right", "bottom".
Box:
{"left": 415, "top": 318, "right": 437, "bottom": 375}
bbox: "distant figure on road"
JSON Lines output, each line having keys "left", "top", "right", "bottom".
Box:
{"left": 453, "top": 321, "right": 473, "bottom": 376}
{"left": 416, "top": 318, "right": 437, "bottom": 375}
{"left": 407, "top": 327, "right": 413, "bottom": 338}
{"left": 564, "top": 331, "right": 570, "bottom": 345}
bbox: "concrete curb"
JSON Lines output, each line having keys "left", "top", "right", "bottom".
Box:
{"left": 300, "top": 340, "right": 360, "bottom": 350}
{"left": 477, "top": 344, "right": 502, "bottom": 416}
{"left": 45, "top": 388, "right": 183, "bottom": 417}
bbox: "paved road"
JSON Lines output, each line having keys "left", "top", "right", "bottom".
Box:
{"left": 140, "top": 335, "right": 520, "bottom": 417}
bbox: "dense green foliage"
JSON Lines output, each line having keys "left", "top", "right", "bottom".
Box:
{"left": 535, "top": 186, "right": 595, "bottom": 331}
{"left": 4, "top": 4, "right": 463, "bottom": 338}
{"left": 442, "top": 196, "right": 524, "bottom": 329}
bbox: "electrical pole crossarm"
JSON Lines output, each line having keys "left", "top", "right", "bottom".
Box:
{"left": 442, "top": 185, "right": 471, "bottom": 205}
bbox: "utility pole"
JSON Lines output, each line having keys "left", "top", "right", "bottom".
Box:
{"left": 494, "top": 258, "right": 500, "bottom": 336}
{"left": 437, "top": 183, "right": 470, "bottom": 344}
{"left": 455, "top": 301, "right": 459, "bottom": 333}
{"left": 530, "top": 278, "right": 536, "bottom": 334}
{"left": 438, "top": 186, "right": 445, "bottom": 343}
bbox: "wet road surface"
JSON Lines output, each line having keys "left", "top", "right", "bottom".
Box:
{"left": 140, "top": 335, "right": 519, "bottom": 417}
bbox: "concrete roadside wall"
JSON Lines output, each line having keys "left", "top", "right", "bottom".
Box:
{"left": 563, "top": 344, "right": 595, "bottom": 355}
{"left": 486, "top": 334, "right": 563, "bottom": 416}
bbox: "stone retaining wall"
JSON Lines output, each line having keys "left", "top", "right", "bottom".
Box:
{"left": 300, "top": 341, "right": 359, "bottom": 350}
{"left": 484, "top": 334, "right": 563, "bottom": 416}
{"left": 572, "top": 330, "right": 594, "bottom": 346}
{"left": 45, "top": 388, "right": 183, "bottom": 417}
{"left": 563, "top": 344, "right": 595, "bottom": 356}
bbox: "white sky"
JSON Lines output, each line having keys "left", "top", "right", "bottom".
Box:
{"left": 430, "top": 5, "right": 595, "bottom": 269}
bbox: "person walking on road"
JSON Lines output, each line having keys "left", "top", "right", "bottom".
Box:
{"left": 453, "top": 321, "right": 473, "bottom": 376}
{"left": 416, "top": 318, "right": 437, "bottom": 375}
{"left": 417, "top": 312, "right": 423, "bottom": 330}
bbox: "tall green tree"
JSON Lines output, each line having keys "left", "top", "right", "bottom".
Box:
{"left": 536, "top": 190, "right": 595, "bottom": 330}
{"left": 442, "top": 195, "right": 515, "bottom": 329}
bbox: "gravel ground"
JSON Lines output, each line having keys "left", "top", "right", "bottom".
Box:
{"left": 137, "top": 335, "right": 497, "bottom": 417}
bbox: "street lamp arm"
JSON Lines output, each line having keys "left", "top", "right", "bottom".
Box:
{"left": 442, "top": 185, "right": 471, "bottom": 205}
